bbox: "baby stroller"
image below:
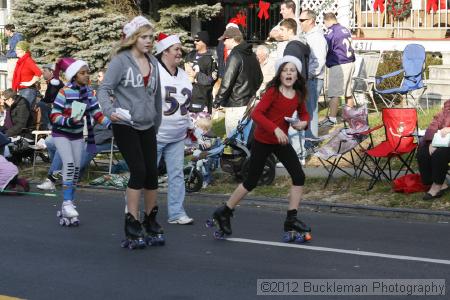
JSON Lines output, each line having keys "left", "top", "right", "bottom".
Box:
{"left": 183, "top": 97, "right": 276, "bottom": 192}
{"left": 183, "top": 139, "right": 222, "bottom": 193}
{"left": 6, "top": 135, "right": 49, "bottom": 165}
{"left": 0, "top": 134, "right": 30, "bottom": 195}
{"left": 221, "top": 98, "right": 276, "bottom": 184}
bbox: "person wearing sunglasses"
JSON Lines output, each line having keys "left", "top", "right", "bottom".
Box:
{"left": 185, "top": 31, "right": 218, "bottom": 114}
{"left": 299, "top": 9, "right": 327, "bottom": 148}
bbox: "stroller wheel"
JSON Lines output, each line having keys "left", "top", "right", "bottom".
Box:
{"left": 184, "top": 166, "right": 203, "bottom": 193}
{"left": 241, "top": 155, "right": 276, "bottom": 186}
{"left": 38, "top": 152, "right": 50, "bottom": 163}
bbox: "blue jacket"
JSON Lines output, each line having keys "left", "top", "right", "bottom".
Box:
{"left": 6, "top": 33, "right": 23, "bottom": 59}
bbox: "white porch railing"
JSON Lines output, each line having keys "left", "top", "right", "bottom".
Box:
{"left": 352, "top": 0, "right": 450, "bottom": 38}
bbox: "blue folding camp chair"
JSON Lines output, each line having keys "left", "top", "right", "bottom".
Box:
{"left": 374, "top": 44, "right": 427, "bottom": 112}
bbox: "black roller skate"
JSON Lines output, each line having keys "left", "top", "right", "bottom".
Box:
{"left": 121, "top": 213, "right": 146, "bottom": 250}
{"left": 282, "top": 209, "right": 312, "bottom": 243}
{"left": 143, "top": 206, "right": 165, "bottom": 246}
{"left": 205, "top": 204, "right": 233, "bottom": 239}
{"left": 57, "top": 200, "right": 80, "bottom": 227}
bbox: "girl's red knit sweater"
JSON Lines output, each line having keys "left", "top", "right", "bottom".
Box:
{"left": 252, "top": 86, "right": 309, "bottom": 144}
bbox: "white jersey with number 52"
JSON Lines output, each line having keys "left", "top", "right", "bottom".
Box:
{"left": 157, "top": 62, "right": 193, "bottom": 143}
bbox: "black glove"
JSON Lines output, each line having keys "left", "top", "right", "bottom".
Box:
{"left": 66, "top": 117, "right": 80, "bottom": 126}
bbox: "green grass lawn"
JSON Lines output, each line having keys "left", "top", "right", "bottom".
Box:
{"left": 19, "top": 104, "right": 448, "bottom": 211}
{"left": 202, "top": 173, "right": 450, "bottom": 211}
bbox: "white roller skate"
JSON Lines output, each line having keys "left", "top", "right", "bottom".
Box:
{"left": 57, "top": 201, "right": 80, "bottom": 227}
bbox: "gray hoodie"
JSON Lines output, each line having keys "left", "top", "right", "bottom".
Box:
{"left": 98, "top": 50, "right": 162, "bottom": 131}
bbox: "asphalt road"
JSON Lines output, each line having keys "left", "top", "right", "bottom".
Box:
{"left": 0, "top": 189, "right": 449, "bottom": 300}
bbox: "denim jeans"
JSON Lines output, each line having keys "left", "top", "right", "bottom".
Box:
{"left": 18, "top": 88, "right": 37, "bottom": 106}
{"left": 45, "top": 136, "right": 60, "bottom": 175}
{"left": 305, "top": 78, "right": 324, "bottom": 140}
{"left": 157, "top": 139, "right": 188, "bottom": 221}
{"left": 37, "top": 102, "right": 51, "bottom": 130}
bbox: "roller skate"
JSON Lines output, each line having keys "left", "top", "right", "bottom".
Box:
{"left": 143, "top": 206, "right": 165, "bottom": 246}
{"left": 282, "top": 209, "right": 311, "bottom": 243}
{"left": 205, "top": 204, "right": 233, "bottom": 239}
{"left": 57, "top": 201, "right": 80, "bottom": 227}
{"left": 121, "top": 213, "right": 146, "bottom": 250}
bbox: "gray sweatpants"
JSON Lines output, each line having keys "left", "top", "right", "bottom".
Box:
{"left": 53, "top": 137, "right": 84, "bottom": 186}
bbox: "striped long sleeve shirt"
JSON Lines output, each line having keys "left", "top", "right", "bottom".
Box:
{"left": 50, "top": 84, "right": 110, "bottom": 140}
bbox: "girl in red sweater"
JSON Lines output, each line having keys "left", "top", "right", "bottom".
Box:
{"left": 208, "top": 56, "right": 312, "bottom": 242}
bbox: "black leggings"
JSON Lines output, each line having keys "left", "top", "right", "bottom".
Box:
{"left": 112, "top": 124, "right": 158, "bottom": 190}
{"left": 243, "top": 140, "right": 305, "bottom": 191}
{"left": 417, "top": 142, "right": 450, "bottom": 185}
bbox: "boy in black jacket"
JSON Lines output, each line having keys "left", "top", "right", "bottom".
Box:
{"left": 185, "top": 31, "right": 218, "bottom": 114}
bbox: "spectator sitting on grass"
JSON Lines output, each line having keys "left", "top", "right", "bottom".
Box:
{"left": 0, "top": 89, "right": 33, "bottom": 138}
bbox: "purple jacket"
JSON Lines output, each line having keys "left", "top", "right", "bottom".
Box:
{"left": 0, "top": 155, "right": 18, "bottom": 191}
{"left": 325, "top": 23, "right": 355, "bottom": 68}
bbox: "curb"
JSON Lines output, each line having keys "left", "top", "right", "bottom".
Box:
{"left": 184, "top": 192, "right": 450, "bottom": 223}
{"left": 76, "top": 185, "right": 450, "bottom": 223}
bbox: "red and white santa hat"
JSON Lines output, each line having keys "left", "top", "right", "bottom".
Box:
{"left": 155, "top": 33, "right": 181, "bottom": 55}
{"left": 123, "top": 16, "right": 153, "bottom": 39}
{"left": 54, "top": 57, "right": 88, "bottom": 82}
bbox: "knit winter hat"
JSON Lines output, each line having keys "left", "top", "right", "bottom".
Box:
{"left": 16, "top": 41, "right": 30, "bottom": 52}
{"left": 155, "top": 33, "right": 181, "bottom": 55}
{"left": 195, "top": 31, "right": 210, "bottom": 46}
{"left": 54, "top": 57, "right": 88, "bottom": 82}
{"left": 275, "top": 55, "right": 302, "bottom": 74}
{"left": 123, "top": 16, "right": 153, "bottom": 39}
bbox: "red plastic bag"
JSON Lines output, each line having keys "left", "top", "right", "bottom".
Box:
{"left": 392, "top": 173, "right": 429, "bottom": 194}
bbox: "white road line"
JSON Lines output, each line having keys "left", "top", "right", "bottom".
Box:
{"left": 227, "top": 238, "right": 450, "bottom": 266}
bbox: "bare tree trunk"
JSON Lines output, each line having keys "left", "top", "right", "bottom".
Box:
{"left": 148, "top": 0, "right": 162, "bottom": 21}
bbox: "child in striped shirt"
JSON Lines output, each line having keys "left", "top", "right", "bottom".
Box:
{"left": 50, "top": 58, "right": 110, "bottom": 226}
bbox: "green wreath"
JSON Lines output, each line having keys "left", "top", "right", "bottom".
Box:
{"left": 387, "top": 0, "right": 412, "bottom": 19}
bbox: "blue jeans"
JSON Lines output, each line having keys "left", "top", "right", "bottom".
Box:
{"left": 157, "top": 139, "right": 188, "bottom": 221}
{"left": 46, "top": 136, "right": 60, "bottom": 175}
{"left": 305, "top": 78, "right": 324, "bottom": 146}
{"left": 46, "top": 136, "right": 112, "bottom": 176}
{"left": 37, "top": 102, "right": 51, "bottom": 130}
{"left": 18, "top": 88, "right": 37, "bottom": 106}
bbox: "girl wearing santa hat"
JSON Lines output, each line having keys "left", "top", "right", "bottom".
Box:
{"left": 98, "top": 16, "right": 163, "bottom": 249}
{"left": 154, "top": 33, "right": 194, "bottom": 225}
{"left": 50, "top": 58, "right": 111, "bottom": 227}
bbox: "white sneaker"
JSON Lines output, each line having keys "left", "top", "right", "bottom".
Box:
{"left": 37, "top": 179, "right": 56, "bottom": 190}
{"left": 168, "top": 215, "right": 194, "bottom": 225}
{"left": 62, "top": 201, "right": 79, "bottom": 218}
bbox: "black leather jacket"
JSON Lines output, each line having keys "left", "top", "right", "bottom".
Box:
{"left": 215, "top": 42, "right": 263, "bottom": 108}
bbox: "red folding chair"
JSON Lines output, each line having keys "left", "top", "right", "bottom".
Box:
{"left": 365, "top": 108, "right": 418, "bottom": 190}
